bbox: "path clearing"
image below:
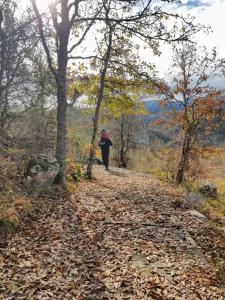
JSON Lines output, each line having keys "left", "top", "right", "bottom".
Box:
{"left": 0, "top": 166, "right": 224, "bottom": 299}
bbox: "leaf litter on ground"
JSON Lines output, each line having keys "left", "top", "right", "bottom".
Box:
{"left": 0, "top": 166, "right": 224, "bottom": 299}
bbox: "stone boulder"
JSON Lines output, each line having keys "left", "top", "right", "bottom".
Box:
{"left": 198, "top": 183, "right": 217, "bottom": 199}
{"left": 25, "top": 153, "right": 59, "bottom": 190}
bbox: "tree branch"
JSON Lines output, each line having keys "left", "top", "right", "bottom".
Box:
{"left": 31, "top": 0, "right": 58, "bottom": 84}
{"left": 68, "top": 2, "right": 106, "bottom": 54}
{"left": 68, "top": 55, "right": 98, "bottom": 60}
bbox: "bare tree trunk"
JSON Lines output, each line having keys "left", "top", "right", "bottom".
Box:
{"left": 119, "top": 114, "right": 126, "bottom": 168}
{"left": 86, "top": 26, "right": 113, "bottom": 179}
{"left": 55, "top": 82, "right": 67, "bottom": 184}
{"left": 54, "top": 34, "right": 69, "bottom": 184}
{"left": 0, "top": 11, "right": 5, "bottom": 135}
{"left": 0, "top": 89, "right": 8, "bottom": 134}
{"left": 176, "top": 127, "right": 193, "bottom": 184}
{"left": 32, "top": 0, "right": 71, "bottom": 184}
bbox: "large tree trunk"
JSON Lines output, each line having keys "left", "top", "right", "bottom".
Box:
{"left": 55, "top": 83, "right": 67, "bottom": 184}
{"left": 54, "top": 33, "right": 69, "bottom": 184}
{"left": 86, "top": 26, "right": 113, "bottom": 179}
{"left": 31, "top": 0, "right": 72, "bottom": 184}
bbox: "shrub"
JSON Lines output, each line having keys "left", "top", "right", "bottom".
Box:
{"left": 67, "top": 161, "right": 84, "bottom": 182}
{"left": 0, "top": 195, "right": 31, "bottom": 236}
{"left": 0, "top": 145, "right": 31, "bottom": 236}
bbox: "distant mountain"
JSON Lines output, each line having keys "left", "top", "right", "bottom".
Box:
{"left": 144, "top": 100, "right": 183, "bottom": 114}
{"left": 142, "top": 101, "right": 225, "bottom": 147}
{"left": 139, "top": 100, "right": 183, "bottom": 124}
{"left": 144, "top": 100, "right": 160, "bottom": 113}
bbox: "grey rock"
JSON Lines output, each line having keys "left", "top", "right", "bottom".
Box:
{"left": 188, "top": 210, "right": 207, "bottom": 220}
{"left": 30, "top": 165, "right": 42, "bottom": 175}
{"left": 198, "top": 183, "right": 217, "bottom": 198}
{"left": 25, "top": 154, "right": 59, "bottom": 190}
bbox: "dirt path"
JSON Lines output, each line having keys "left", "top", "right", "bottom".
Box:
{"left": 0, "top": 166, "right": 224, "bottom": 299}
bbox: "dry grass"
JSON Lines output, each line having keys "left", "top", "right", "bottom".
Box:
{"left": 129, "top": 145, "right": 225, "bottom": 221}
{"left": 0, "top": 146, "right": 31, "bottom": 236}
{"left": 128, "top": 146, "right": 174, "bottom": 180}
{"left": 199, "top": 150, "right": 225, "bottom": 220}
{"left": 0, "top": 195, "right": 31, "bottom": 236}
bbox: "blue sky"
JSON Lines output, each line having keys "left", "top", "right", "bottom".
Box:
{"left": 177, "top": 0, "right": 211, "bottom": 9}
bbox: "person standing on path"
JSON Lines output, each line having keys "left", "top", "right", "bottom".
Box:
{"left": 98, "top": 129, "right": 113, "bottom": 170}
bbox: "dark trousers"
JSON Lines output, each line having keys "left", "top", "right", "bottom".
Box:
{"left": 101, "top": 149, "right": 109, "bottom": 168}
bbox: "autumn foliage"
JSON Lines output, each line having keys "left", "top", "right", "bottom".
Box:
{"left": 154, "top": 43, "right": 225, "bottom": 184}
